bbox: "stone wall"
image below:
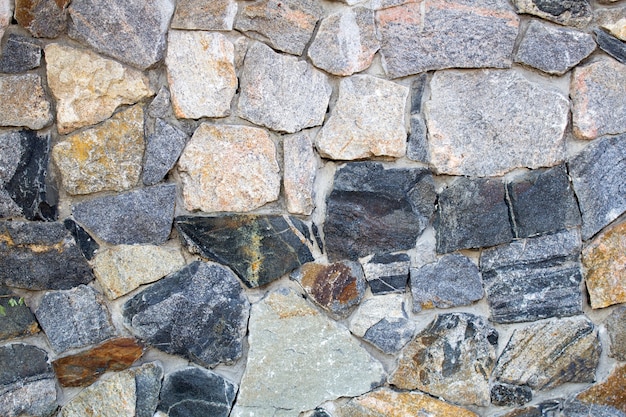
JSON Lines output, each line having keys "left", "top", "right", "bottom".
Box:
{"left": 0, "top": 0, "right": 625, "bottom": 416}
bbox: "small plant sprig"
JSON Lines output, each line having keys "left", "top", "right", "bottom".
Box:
{"left": 0, "top": 297, "right": 25, "bottom": 317}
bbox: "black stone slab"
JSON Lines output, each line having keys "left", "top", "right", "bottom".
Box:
{"left": 0, "top": 34, "right": 42, "bottom": 73}
{"left": 595, "top": 28, "right": 626, "bottom": 65}
{"left": 63, "top": 218, "right": 99, "bottom": 260}
{"left": 491, "top": 383, "right": 532, "bottom": 407}
{"left": 363, "top": 253, "right": 410, "bottom": 295}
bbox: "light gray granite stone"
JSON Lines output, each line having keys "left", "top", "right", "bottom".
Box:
{"left": 171, "top": 0, "right": 237, "bottom": 31}
{"left": 0, "top": 74, "right": 52, "bottom": 130}
{"left": 143, "top": 119, "right": 188, "bottom": 186}
{"left": 284, "top": 133, "right": 316, "bottom": 215}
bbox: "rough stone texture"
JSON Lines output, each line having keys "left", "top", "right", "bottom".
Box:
{"left": 568, "top": 134, "right": 626, "bottom": 240}
{"left": 0, "top": 220, "right": 94, "bottom": 290}
{"left": 435, "top": 177, "right": 512, "bottom": 253}
{"left": 316, "top": 75, "right": 408, "bottom": 160}
{"left": 407, "top": 115, "right": 429, "bottom": 163}
{"left": 507, "top": 164, "right": 581, "bottom": 238}
{"left": 171, "top": 0, "right": 237, "bottom": 30}
{"left": 571, "top": 59, "right": 626, "bottom": 140}
{"left": 157, "top": 367, "right": 237, "bottom": 417}
{"left": 0, "top": 0, "right": 10, "bottom": 42}
{"left": 582, "top": 221, "right": 626, "bottom": 309}
{"left": 362, "top": 253, "right": 410, "bottom": 294}
{"left": 515, "top": 20, "right": 596, "bottom": 75}
{"left": 63, "top": 219, "right": 99, "bottom": 260}
{"left": 595, "top": 28, "right": 626, "bottom": 64}
{"left": 178, "top": 123, "right": 280, "bottom": 212}
{"left": 0, "top": 344, "right": 57, "bottom": 417}
{"left": 389, "top": 313, "right": 498, "bottom": 406}
{"left": 234, "top": 0, "right": 323, "bottom": 56}
{"left": 499, "top": 400, "right": 562, "bottom": 417}
{"left": 601, "top": 17, "right": 626, "bottom": 42}
{"left": 231, "top": 289, "right": 385, "bottom": 417}
{"left": 308, "top": 7, "right": 379, "bottom": 76}
{"left": 72, "top": 183, "right": 176, "bottom": 245}
{"left": 606, "top": 306, "right": 626, "bottom": 361}
{"left": 134, "top": 362, "right": 163, "bottom": 417}
{"left": 123, "top": 261, "right": 250, "bottom": 368}
{"left": 291, "top": 261, "right": 366, "bottom": 319}
{"left": 284, "top": 133, "right": 316, "bottom": 215}
{"left": 480, "top": 229, "right": 583, "bottom": 323}
{"left": 52, "top": 105, "right": 145, "bottom": 195}
{"left": 376, "top": 0, "right": 519, "bottom": 78}
{"left": 93, "top": 244, "right": 186, "bottom": 300}
{"left": 175, "top": 215, "right": 314, "bottom": 288}
{"left": 0, "top": 289, "right": 39, "bottom": 340}
{"left": 147, "top": 87, "right": 171, "bottom": 119}
{"left": 68, "top": 0, "right": 175, "bottom": 69}
{"left": 14, "top": 0, "right": 69, "bottom": 38}
{"left": 166, "top": 31, "right": 236, "bottom": 119}
{"left": 425, "top": 69, "right": 569, "bottom": 177}
{"left": 410, "top": 254, "right": 484, "bottom": 313}
{"left": 52, "top": 338, "right": 144, "bottom": 387}
{"left": 238, "top": 42, "right": 331, "bottom": 133}
{"left": 45, "top": 43, "right": 153, "bottom": 135}
{"left": 494, "top": 316, "right": 601, "bottom": 390}
{"left": 325, "top": 162, "right": 436, "bottom": 261}
{"left": 576, "top": 364, "right": 626, "bottom": 413}
{"left": 512, "top": 0, "right": 593, "bottom": 27}
{"left": 491, "top": 383, "right": 533, "bottom": 407}
{"left": 143, "top": 118, "right": 188, "bottom": 186}
{"left": 0, "top": 33, "right": 42, "bottom": 73}
{"left": 0, "top": 74, "right": 52, "bottom": 130}
{"left": 349, "top": 294, "right": 415, "bottom": 354}
{"left": 563, "top": 400, "right": 626, "bottom": 417}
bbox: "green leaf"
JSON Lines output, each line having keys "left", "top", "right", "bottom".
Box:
{"left": 8, "top": 298, "right": 17, "bottom": 307}
{"left": 18, "top": 297, "right": 25, "bottom": 306}
{"left": 0, "top": 305, "right": 5, "bottom": 316}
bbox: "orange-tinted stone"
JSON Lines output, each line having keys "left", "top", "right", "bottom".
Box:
{"left": 577, "top": 364, "right": 626, "bottom": 412}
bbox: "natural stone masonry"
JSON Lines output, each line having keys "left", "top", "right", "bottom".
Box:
{"left": 511, "top": 0, "right": 593, "bottom": 28}
{"left": 595, "top": 28, "right": 626, "bottom": 65}
{"left": 63, "top": 219, "right": 99, "bottom": 260}
{"left": 0, "top": 0, "right": 11, "bottom": 42}
{"left": 490, "top": 383, "right": 533, "bottom": 407}
{"left": 362, "top": 253, "right": 410, "bottom": 295}
{"left": 142, "top": 118, "right": 188, "bottom": 186}
{"left": 284, "top": 133, "right": 316, "bottom": 215}
{"left": 577, "top": 364, "right": 626, "bottom": 414}
{"left": 606, "top": 306, "right": 626, "bottom": 361}
{"left": 171, "top": 0, "right": 237, "bottom": 31}
{"left": 0, "top": 288, "right": 39, "bottom": 340}
{"left": 0, "top": 34, "right": 42, "bottom": 73}
{"left": 0, "top": 74, "right": 53, "bottom": 130}
{"left": 14, "top": 0, "right": 70, "bottom": 38}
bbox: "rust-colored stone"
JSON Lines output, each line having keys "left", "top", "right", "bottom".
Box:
{"left": 577, "top": 364, "right": 626, "bottom": 412}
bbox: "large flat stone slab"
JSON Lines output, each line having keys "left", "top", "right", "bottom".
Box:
{"left": 0, "top": 74, "right": 52, "bottom": 130}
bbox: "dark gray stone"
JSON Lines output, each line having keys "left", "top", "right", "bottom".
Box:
{"left": 63, "top": 218, "right": 99, "bottom": 261}
{"left": 595, "top": 28, "right": 626, "bottom": 65}
{"left": 0, "top": 34, "right": 42, "bottom": 73}
{"left": 35, "top": 285, "right": 115, "bottom": 353}
{"left": 410, "top": 254, "right": 484, "bottom": 313}
{"left": 410, "top": 74, "right": 428, "bottom": 115}
{"left": 491, "top": 383, "right": 532, "bottom": 407}
{"left": 325, "top": 162, "right": 436, "bottom": 261}
{"left": 406, "top": 115, "right": 429, "bottom": 163}
{"left": 606, "top": 306, "right": 626, "bottom": 361}
{"left": 480, "top": 229, "right": 583, "bottom": 323}
{"left": 512, "top": 0, "right": 593, "bottom": 28}
{"left": 568, "top": 134, "right": 626, "bottom": 240}
{"left": 147, "top": 86, "right": 171, "bottom": 119}
{"left": 435, "top": 177, "right": 512, "bottom": 253}
{"left": 143, "top": 118, "right": 188, "bottom": 186}
{"left": 364, "top": 318, "right": 415, "bottom": 355}
{"left": 123, "top": 261, "right": 250, "bottom": 368}
{"left": 562, "top": 399, "right": 626, "bottom": 417}
{"left": 14, "top": 0, "right": 69, "bottom": 38}
{"left": 507, "top": 165, "right": 581, "bottom": 238}
{"left": 158, "top": 367, "right": 237, "bottom": 417}
{"left": 0, "top": 288, "right": 38, "bottom": 340}
{"left": 311, "top": 409, "right": 333, "bottom": 417}
{"left": 134, "top": 362, "right": 163, "bottom": 417}
{"left": 68, "top": 0, "right": 175, "bottom": 69}
{"left": 362, "top": 253, "right": 410, "bottom": 294}
{"left": 0, "top": 220, "right": 94, "bottom": 290}
{"left": 72, "top": 183, "right": 176, "bottom": 245}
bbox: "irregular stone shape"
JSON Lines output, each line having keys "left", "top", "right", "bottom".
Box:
{"left": 491, "top": 383, "right": 533, "bottom": 407}
{"left": 72, "top": 184, "right": 176, "bottom": 245}
{"left": 577, "top": 364, "right": 626, "bottom": 413}
{"left": 231, "top": 289, "right": 385, "bottom": 417}
{"left": 238, "top": 42, "right": 331, "bottom": 133}
{"left": 14, "top": 0, "right": 69, "bottom": 38}
{"left": 499, "top": 400, "right": 562, "bottom": 417}
{"left": 0, "top": 74, "right": 52, "bottom": 129}
{"left": 435, "top": 177, "right": 512, "bottom": 253}
{"left": 308, "top": 7, "right": 379, "bottom": 76}
{"left": 494, "top": 316, "right": 601, "bottom": 390}
{"left": 35, "top": 285, "right": 115, "bottom": 353}
{"left": 147, "top": 86, "right": 171, "bottom": 118}
{"left": 1, "top": 130, "right": 57, "bottom": 221}
{"left": 515, "top": 20, "right": 596, "bottom": 75}
{"left": 157, "top": 367, "right": 237, "bottom": 417}
{"left": 568, "top": 134, "right": 626, "bottom": 239}
{"left": 178, "top": 123, "right": 280, "bottom": 212}
{"left": 134, "top": 362, "right": 163, "bottom": 417}
{"left": 376, "top": 0, "right": 519, "bottom": 78}
{"left": 123, "top": 261, "right": 250, "bottom": 368}
{"left": 0, "top": 33, "right": 42, "bottom": 73}
{"left": 480, "top": 229, "right": 583, "bottom": 323}
{"left": 512, "top": 0, "right": 592, "bottom": 27}
{"left": 166, "top": 31, "right": 236, "bottom": 119}
{"left": 349, "top": 294, "right": 415, "bottom": 354}
{"left": 316, "top": 75, "right": 408, "bottom": 160}
{"left": 390, "top": 313, "right": 498, "bottom": 406}
{"left": 425, "top": 69, "right": 569, "bottom": 177}
{"left": 602, "top": 17, "right": 626, "bottom": 42}
{"left": 407, "top": 115, "right": 429, "bottom": 163}
{"left": 234, "top": 0, "right": 323, "bottom": 56}
{"left": 171, "top": 0, "right": 237, "bottom": 30}
{"left": 52, "top": 105, "right": 145, "bottom": 195}
{"left": 0, "top": 289, "right": 39, "bottom": 340}
{"left": 291, "top": 261, "right": 366, "bottom": 319}
{"left": 563, "top": 400, "right": 626, "bottom": 417}
{"left": 362, "top": 253, "right": 410, "bottom": 295}
{"left": 0, "top": 344, "right": 57, "bottom": 417}
{"left": 0, "top": 220, "right": 94, "bottom": 290}
{"left": 45, "top": 43, "right": 153, "bottom": 134}
{"left": 582, "top": 221, "right": 626, "bottom": 309}
{"left": 175, "top": 215, "right": 314, "bottom": 288}
{"left": 284, "top": 133, "right": 316, "bottom": 215}
{"left": 595, "top": 28, "right": 626, "bottom": 65}
{"left": 571, "top": 59, "right": 626, "bottom": 140}
{"left": 63, "top": 219, "right": 99, "bottom": 260}
{"left": 68, "top": 0, "right": 175, "bottom": 69}
{"left": 507, "top": 164, "right": 581, "bottom": 238}
{"left": 325, "top": 162, "right": 436, "bottom": 261}
{"left": 410, "top": 254, "right": 483, "bottom": 312}
{"left": 143, "top": 118, "right": 188, "bottom": 186}
{"left": 52, "top": 338, "right": 144, "bottom": 387}
{"left": 93, "top": 245, "right": 185, "bottom": 300}
{"left": 606, "top": 306, "right": 626, "bottom": 361}
{"left": 0, "top": 0, "right": 10, "bottom": 42}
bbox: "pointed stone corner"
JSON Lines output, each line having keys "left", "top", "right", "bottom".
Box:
{"left": 231, "top": 288, "right": 386, "bottom": 417}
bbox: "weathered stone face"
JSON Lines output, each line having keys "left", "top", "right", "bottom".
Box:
{"left": 595, "top": 28, "right": 626, "bottom": 64}
{"left": 14, "top": 0, "right": 70, "bottom": 38}
{"left": 0, "top": 74, "right": 53, "bottom": 130}
{"left": 143, "top": 118, "right": 188, "bottom": 186}
{"left": 362, "top": 253, "right": 410, "bottom": 295}
{"left": 284, "top": 133, "right": 316, "bottom": 215}
{"left": 171, "top": 0, "right": 237, "bottom": 30}
{"left": 0, "top": 34, "right": 42, "bottom": 73}
{"left": 606, "top": 306, "right": 626, "bottom": 361}
{"left": 512, "top": 0, "right": 593, "bottom": 27}
{"left": 577, "top": 364, "right": 626, "bottom": 414}
{"left": 0, "top": 288, "right": 39, "bottom": 341}
{"left": 0, "top": 0, "right": 11, "bottom": 42}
